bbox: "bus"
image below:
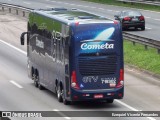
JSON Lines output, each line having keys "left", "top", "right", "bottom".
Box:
{"left": 20, "top": 8, "right": 124, "bottom": 105}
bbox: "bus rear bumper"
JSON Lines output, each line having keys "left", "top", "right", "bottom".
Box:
{"left": 70, "top": 87, "right": 124, "bottom": 101}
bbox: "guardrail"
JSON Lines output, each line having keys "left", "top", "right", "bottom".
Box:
{"left": 0, "top": 3, "right": 160, "bottom": 54}
{"left": 123, "top": 32, "right": 160, "bottom": 54}
{"left": 0, "top": 2, "right": 32, "bottom": 17}
{"left": 117, "top": 0, "right": 160, "bottom": 6}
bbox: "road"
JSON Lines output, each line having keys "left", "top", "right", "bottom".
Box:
{"left": 0, "top": 3, "right": 160, "bottom": 120}
{"left": 0, "top": 0, "right": 160, "bottom": 41}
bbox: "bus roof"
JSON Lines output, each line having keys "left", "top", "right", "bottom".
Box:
{"left": 33, "top": 8, "right": 114, "bottom": 25}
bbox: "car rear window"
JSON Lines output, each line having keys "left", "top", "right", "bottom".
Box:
{"left": 124, "top": 11, "right": 141, "bottom": 16}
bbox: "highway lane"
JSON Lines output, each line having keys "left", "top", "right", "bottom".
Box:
{"left": 0, "top": 40, "right": 148, "bottom": 120}
{"left": 0, "top": 13, "right": 160, "bottom": 120}
{"left": 0, "top": 0, "right": 160, "bottom": 41}
{"left": 0, "top": 38, "right": 157, "bottom": 120}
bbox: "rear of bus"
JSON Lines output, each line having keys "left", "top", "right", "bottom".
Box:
{"left": 69, "top": 20, "right": 124, "bottom": 102}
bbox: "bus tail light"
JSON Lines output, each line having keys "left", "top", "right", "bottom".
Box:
{"left": 71, "top": 71, "right": 80, "bottom": 89}
{"left": 116, "top": 69, "right": 124, "bottom": 88}
{"left": 75, "top": 21, "right": 79, "bottom": 26}
{"left": 114, "top": 20, "right": 118, "bottom": 24}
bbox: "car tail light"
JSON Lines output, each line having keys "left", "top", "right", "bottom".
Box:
{"left": 116, "top": 69, "right": 124, "bottom": 88}
{"left": 123, "top": 17, "right": 131, "bottom": 21}
{"left": 71, "top": 71, "right": 80, "bottom": 89}
{"left": 139, "top": 16, "right": 144, "bottom": 21}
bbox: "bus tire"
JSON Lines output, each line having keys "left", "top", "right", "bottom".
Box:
{"left": 38, "top": 82, "right": 44, "bottom": 90}
{"left": 57, "top": 85, "right": 63, "bottom": 102}
{"left": 34, "top": 70, "right": 38, "bottom": 88}
{"left": 62, "top": 90, "right": 70, "bottom": 105}
{"left": 63, "top": 99, "right": 70, "bottom": 105}
{"left": 107, "top": 99, "right": 114, "bottom": 103}
{"left": 37, "top": 73, "right": 44, "bottom": 90}
{"left": 34, "top": 78, "right": 38, "bottom": 88}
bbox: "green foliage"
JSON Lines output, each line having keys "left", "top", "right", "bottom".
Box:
{"left": 124, "top": 40, "right": 160, "bottom": 74}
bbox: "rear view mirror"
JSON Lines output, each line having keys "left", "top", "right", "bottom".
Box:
{"left": 20, "top": 32, "right": 28, "bottom": 45}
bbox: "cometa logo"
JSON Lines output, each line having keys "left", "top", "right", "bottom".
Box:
{"left": 81, "top": 43, "right": 114, "bottom": 50}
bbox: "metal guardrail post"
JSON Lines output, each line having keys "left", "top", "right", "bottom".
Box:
{"left": 133, "top": 41, "right": 136, "bottom": 46}
{"left": 2, "top": 6, "right": 4, "bottom": 11}
{"left": 16, "top": 9, "right": 18, "bottom": 15}
{"left": 23, "top": 11, "right": 25, "bottom": 17}
{"left": 9, "top": 8, "right": 11, "bottom": 13}
{"left": 145, "top": 45, "right": 148, "bottom": 50}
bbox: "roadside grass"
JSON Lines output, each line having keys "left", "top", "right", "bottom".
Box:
{"left": 124, "top": 40, "right": 160, "bottom": 75}
{"left": 83, "top": 0, "right": 160, "bottom": 12}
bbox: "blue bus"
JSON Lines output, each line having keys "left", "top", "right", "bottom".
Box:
{"left": 20, "top": 8, "right": 124, "bottom": 105}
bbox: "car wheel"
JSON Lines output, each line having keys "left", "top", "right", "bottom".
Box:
{"left": 141, "top": 26, "right": 145, "bottom": 31}
{"left": 122, "top": 27, "right": 127, "bottom": 31}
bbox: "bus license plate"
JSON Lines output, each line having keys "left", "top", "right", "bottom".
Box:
{"left": 94, "top": 94, "right": 103, "bottom": 99}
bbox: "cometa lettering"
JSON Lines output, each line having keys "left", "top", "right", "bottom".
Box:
{"left": 81, "top": 43, "right": 114, "bottom": 50}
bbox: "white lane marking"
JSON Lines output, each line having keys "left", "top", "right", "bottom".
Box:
{"left": 69, "top": 4, "right": 75, "bottom": 6}
{"left": 107, "top": 10, "right": 113, "bottom": 12}
{"left": 115, "top": 100, "right": 156, "bottom": 120}
{"left": 53, "top": 109, "right": 59, "bottom": 111}
{"left": 145, "top": 16, "right": 151, "bottom": 19}
{"left": 154, "top": 18, "right": 160, "bottom": 21}
{"left": 98, "top": 8, "right": 104, "bottom": 10}
{"left": 64, "top": 117, "right": 71, "bottom": 120}
{"left": 10, "top": 80, "right": 23, "bottom": 88}
{"left": 77, "top": 5, "right": 83, "bottom": 7}
{"left": 0, "top": 39, "right": 27, "bottom": 55}
{"left": 83, "top": 6, "right": 89, "bottom": 8}
{"left": 52, "top": 109, "right": 71, "bottom": 120}
{"left": 145, "top": 27, "right": 152, "bottom": 30}
{"left": 23, "top": 2, "right": 31, "bottom": 5}
{"left": 91, "top": 7, "right": 96, "bottom": 9}
{"left": 46, "top": 6, "right": 53, "bottom": 8}
{"left": 64, "top": 3, "right": 69, "bottom": 5}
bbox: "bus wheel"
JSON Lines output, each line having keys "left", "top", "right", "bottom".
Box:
{"left": 38, "top": 82, "right": 44, "bottom": 90}
{"left": 34, "top": 74, "right": 38, "bottom": 88}
{"left": 63, "top": 99, "right": 70, "bottom": 105}
{"left": 37, "top": 76, "right": 44, "bottom": 90}
{"left": 62, "top": 89, "right": 70, "bottom": 105}
{"left": 57, "top": 85, "right": 63, "bottom": 102}
{"left": 107, "top": 99, "right": 114, "bottom": 103}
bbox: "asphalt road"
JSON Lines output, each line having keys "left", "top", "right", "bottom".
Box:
{"left": 0, "top": 12, "right": 160, "bottom": 120}
{"left": 0, "top": 0, "right": 160, "bottom": 41}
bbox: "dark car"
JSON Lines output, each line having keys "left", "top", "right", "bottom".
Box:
{"left": 114, "top": 10, "right": 145, "bottom": 30}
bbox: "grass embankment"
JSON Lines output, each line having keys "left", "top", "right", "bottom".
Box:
{"left": 83, "top": 0, "right": 160, "bottom": 12}
{"left": 124, "top": 40, "right": 160, "bottom": 75}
